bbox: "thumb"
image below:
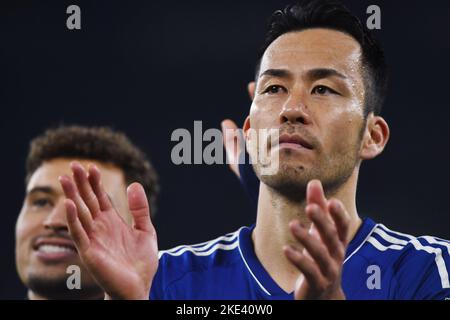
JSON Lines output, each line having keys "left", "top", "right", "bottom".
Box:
{"left": 127, "top": 182, "right": 154, "bottom": 232}
{"left": 221, "top": 119, "right": 242, "bottom": 177}
{"left": 306, "top": 180, "right": 328, "bottom": 212}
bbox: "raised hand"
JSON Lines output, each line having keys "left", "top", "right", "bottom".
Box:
{"left": 221, "top": 119, "right": 243, "bottom": 178}
{"left": 283, "top": 180, "right": 351, "bottom": 300}
{"left": 59, "top": 162, "right": 158, "bottom": 300}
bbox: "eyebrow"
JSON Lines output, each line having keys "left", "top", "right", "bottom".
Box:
{"left": 259, "top": 68, "right": 292, "bottom": 79}
{"left": 307, "top": 68, "right": 347, "bottom": 80}
{"left": 259, "top": 68, "right": 347, "bottom": 81}
{"left": 27, "top": 186, "right": 56, "bottom": 196}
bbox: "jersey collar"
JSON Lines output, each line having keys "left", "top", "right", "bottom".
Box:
{"left": 238, "top": 217, "right": 377, "bottom": 297}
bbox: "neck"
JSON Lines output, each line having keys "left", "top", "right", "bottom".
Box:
{"left": 252, "top": 170, "right": 362, "bottom": 293}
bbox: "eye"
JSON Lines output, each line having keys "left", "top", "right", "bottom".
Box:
{"left": 311, "top": 85, "right": 339, "bottom": 96}
{"left": 32, "top": 198, "right": 52, "bottom": 208}
{"left": 263, "top": 85, "right": 286, "bottom": 95}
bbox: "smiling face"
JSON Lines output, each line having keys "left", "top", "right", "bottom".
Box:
{"left": 245, "top": 28, "right": 369, "bottom": 197}
{"left": 15, "top": 158, "right": 129, "bottom": 299}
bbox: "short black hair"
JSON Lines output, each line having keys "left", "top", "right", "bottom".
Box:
{"left": 26, "top": 125, "right": 160, "bottom": 215}
{"left": 256, "top": 0, "right": 388, "bottom": 116}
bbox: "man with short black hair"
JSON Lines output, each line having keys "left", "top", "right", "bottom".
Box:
{"left": 60, "top": 0, "right": 450, "bottom": 300}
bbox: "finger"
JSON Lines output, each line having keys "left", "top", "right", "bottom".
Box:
{"left": 221, "top": 119, "right": 241, "bottom": 177}
{"left": 290, "top": 220, "right": 339, "bottom": 280}
{"left": 59, "top": 175, "right": 93, "bottom": 234}
{"left": 306, "top": 203, "right": 345, "bottom": 261}
{"left": 127, "top": 182, "right": 155, "bottom": 233}
{"left": 247, "top": 81, "right": 256, "bottom": 100}
{"left": 328, "top": 199, "right": 351, "bottom": 245}
{"left": 88, "top": 164, "right": 113, "bottom": 211}
{"left": 65, "top": 199, "right": 90, "bottom": 253}
{"left": 306, "top": 180, "right": 328, "bottom": 212}
{"left": 284, "top": 245, "right": 326, "bottom": 294}
{"left": 71, "top": 162, "right": 101, "bottom": 217}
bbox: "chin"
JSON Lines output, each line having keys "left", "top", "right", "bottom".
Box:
{"left": 259, "top": 163, "right": 314, "bottom": 195}
{"left": 28, "top": 264, "right": 70, "bottom": 281}
{"left": 27, "top": 268, "right": 101, "bottom": 300}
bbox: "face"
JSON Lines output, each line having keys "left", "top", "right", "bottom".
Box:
{"left": 15, "top": 158, "right": 129, "bottom": 299}
{"left": 245, "top": 29, "right": 367, "bottom": 197}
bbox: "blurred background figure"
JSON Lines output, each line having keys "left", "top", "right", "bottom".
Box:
{"left": 15, "top": 125, "right": 159, "bottom": 299}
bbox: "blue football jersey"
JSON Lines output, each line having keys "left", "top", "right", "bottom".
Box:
{"left": 150, "top": 218, "right": 450, "bottom": 300}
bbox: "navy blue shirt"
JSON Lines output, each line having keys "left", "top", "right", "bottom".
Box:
{"left": 150, "top": 218, "right": 450, "bottom": 300}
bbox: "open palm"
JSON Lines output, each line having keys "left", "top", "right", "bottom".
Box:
{"left": 59, "top": 162, "right": 158, "bottom": 300}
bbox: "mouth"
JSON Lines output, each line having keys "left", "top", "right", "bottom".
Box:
{"left": 33, "top": 238, "right": 78, "bottom": 263}
{"left": 276, "top": 133, "right": 314, "bottom": 151}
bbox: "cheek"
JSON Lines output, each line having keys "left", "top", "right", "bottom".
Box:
{"left": 16, "top": 212, "right": 28, "bottom": 245}
{"left": 16, "top": 211, "right": 43, "bottom": 251}
{"left": 15, "top": 211, "right": 41, "bottom": 277}
{"left": 321, "top": 111, "right": 363, "bottom": 152}
{"left": 249, "top": 101, "right": 278, "bottom": 130}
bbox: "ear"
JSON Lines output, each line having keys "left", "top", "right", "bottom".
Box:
{"left": 247, "top": 81, "right": 256, "bottom": 100}
{"left": 360, "top": 113, "right": 390, "bottom": 160}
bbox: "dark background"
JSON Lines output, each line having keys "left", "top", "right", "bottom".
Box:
{"left": 1, "top": 0, "right": 449, "bottom": 299}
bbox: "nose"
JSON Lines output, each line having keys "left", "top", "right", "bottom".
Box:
{"left": 279, "top": 97, "right": 312, "bottom": 125}
{"left": 43, "top": 199, "right": 68, "bottom": 232}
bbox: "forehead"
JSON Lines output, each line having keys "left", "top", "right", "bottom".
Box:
{"left": 27, "top": 158, "right": 126, "bottom": 195}
{"left": 260, "top": 28, "right": 363, "bottom": 79}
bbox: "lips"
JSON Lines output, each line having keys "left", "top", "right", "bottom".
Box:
{"left": 33, "top": 237, "right": 77, "bottom": 262}
{"left": 277, "top": 133, "right": 313, "bottom": 150}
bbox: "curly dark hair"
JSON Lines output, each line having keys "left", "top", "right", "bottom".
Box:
{"left": 25, "top": 125, "right": 160, "bottom": 215}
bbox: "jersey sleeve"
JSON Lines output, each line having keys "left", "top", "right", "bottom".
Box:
{"left": 393, "top": 237, "right": 450, "bottom": 300}
{"left": 149, "top": 251, "right": 194, "bottom": 300}
{"left": 149, "top": 257, "right": 166, "bottom": 300}
{"left": 149, "top": 253, "right": 174, "bottom": 300}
